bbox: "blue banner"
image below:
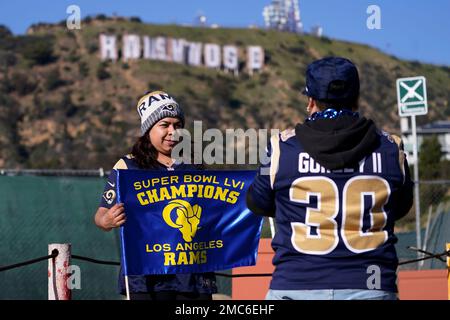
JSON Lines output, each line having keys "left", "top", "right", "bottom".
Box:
{"left": 116, "top": 170, "right": 263, "bottom": 276}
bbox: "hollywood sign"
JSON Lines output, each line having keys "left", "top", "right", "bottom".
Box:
{"left": 99, "top": 34, "right": 264, "bottom": 75}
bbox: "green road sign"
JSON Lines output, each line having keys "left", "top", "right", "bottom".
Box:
{"left": 397, "top": 76, "right": 428, "bottom": 117}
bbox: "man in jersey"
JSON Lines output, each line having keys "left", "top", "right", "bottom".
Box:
{"left": 247, "top": 57, "right": 413, "bottom": 300}
{"left": 94, "top": 91, "right": 216, "bottom": 300}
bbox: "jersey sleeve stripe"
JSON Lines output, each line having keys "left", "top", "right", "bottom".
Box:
{"left": 112, "top": 159, "right": 129, "bottom": 170}
{"left": 391, "top": 135, "right": 406, "bottom": 183}
{"left": 270, "top": 134, "right": 281, "bottom": 189}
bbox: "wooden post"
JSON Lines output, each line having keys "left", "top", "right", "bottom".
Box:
{"left": 48, "top": 243, "right": 71, "bottom": 300}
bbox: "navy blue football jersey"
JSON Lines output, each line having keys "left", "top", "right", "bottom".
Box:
{"left": 99, "top": 155, "right": 217, "bottom": 294}
{"left": 249, "top": 129, "right": 412, "bottom": 292}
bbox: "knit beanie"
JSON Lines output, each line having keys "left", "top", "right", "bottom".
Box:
{"left": 136, "top": 91, "right": 185, "bottom": 135}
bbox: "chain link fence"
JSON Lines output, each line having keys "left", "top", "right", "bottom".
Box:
{"left": 1, "top": 173, "right": 448, "bottom": 298}
{"left": 395, "top": 180, "right": 450, "bottom": 270}
{"left": 0, "top": 173, "right": 236, "bottom": 299}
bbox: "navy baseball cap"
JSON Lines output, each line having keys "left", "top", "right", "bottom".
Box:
{"left": 302, "top": 57, "right": 360, "bottom": 102}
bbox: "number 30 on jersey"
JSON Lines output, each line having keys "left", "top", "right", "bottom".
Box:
{"left": 290, "top": 176, "right": 390, "bottom": 255}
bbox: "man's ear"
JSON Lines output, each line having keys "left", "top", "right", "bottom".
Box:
{"left": 306, "top": 97, "right": 313, "bottom": 113}
{"left": 307, "top": 98, "right": 320, "bottom": 115}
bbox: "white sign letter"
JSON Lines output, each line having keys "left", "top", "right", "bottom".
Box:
{"left": 223, "top": 45, "right": 239, "bottom": 73}
{"left": 204, "top": 43, "right": 221, "bottom": 68}
{"left": 247, "top": 46, "right": 264, "bottom": 75}
{"left": 170, "top": 38, "right": 187, "bottom": 63}
{"left": 143, "top": 36, "right": 152, "bottom": 59}
{"left": 187, "top": 42, "right": 203, "bottom": 66}
{"left": 122, "top": 34, "right": 141, "bottom": 61}
{"left": 155, "top": 37, "right": 167, "bottom": 61}
{"left": 99, "top": 34, "right": 117, "bottom": 61}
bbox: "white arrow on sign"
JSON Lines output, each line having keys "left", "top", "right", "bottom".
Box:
{"left": 400, "top": 79, "right": 424, "bottom": 103}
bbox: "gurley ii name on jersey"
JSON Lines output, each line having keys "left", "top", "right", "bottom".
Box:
{"left": 298, "top": 152, "right": 383, "bottom": 174}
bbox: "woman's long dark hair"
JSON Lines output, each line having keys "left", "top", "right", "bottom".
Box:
{"left": 131, "top": 131, "right": 160, "bottom": 169}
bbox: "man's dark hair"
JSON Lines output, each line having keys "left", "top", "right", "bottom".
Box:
{"left": 315, "top": 94, "right": 359, "bottom": 111}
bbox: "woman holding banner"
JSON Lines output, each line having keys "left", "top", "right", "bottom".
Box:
{"left": 94, "top": 91, "right": 217, "bottom": 300}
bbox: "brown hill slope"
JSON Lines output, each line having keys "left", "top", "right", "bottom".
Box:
{"left": 0, "top": 18, "right": 449, "bottom": 169}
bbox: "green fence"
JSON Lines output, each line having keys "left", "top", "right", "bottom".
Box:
{"left": 0, "top": 175, "right": 120, "bottom": 299}
{"left": 0, "top": 175, "right": 232, "bottom": 299}
{"left": 1, "top": 175, "right": 448, "bottom": 299}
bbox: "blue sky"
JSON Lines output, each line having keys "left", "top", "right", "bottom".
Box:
{"left": 0, "top": 0, "right": 449, "bottom": 66}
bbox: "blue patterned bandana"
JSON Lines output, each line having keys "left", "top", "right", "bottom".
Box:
{"left": 306, "top": 108, "right": 359, "bottom": 122}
